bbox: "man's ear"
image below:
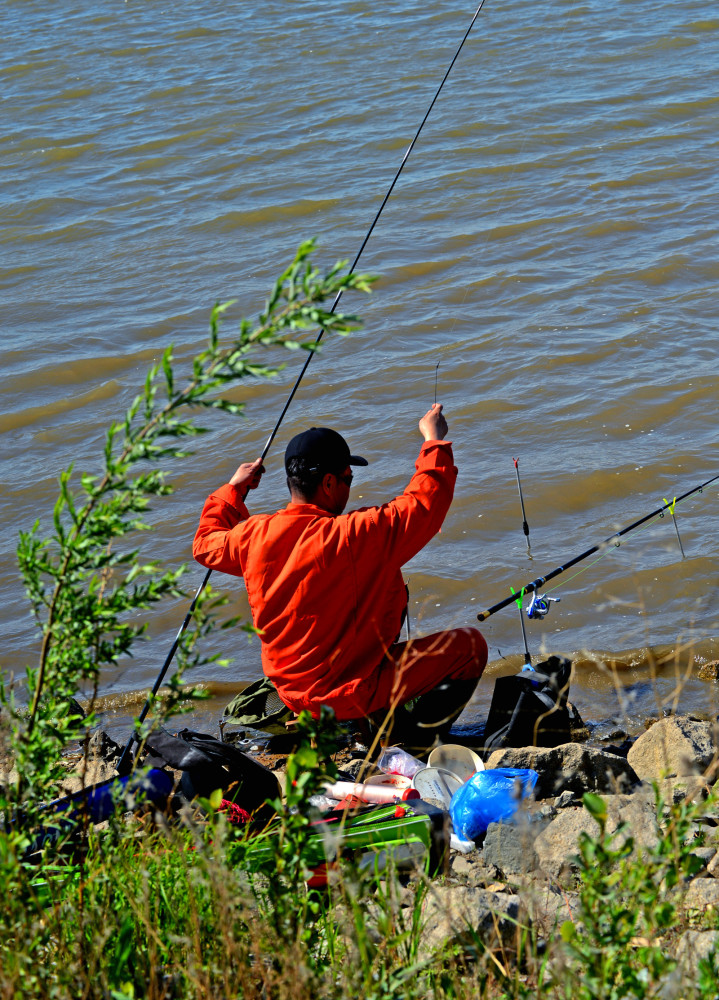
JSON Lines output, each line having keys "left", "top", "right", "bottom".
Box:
{"left": 320, "top": 472, "right": 335, "bottom": 495}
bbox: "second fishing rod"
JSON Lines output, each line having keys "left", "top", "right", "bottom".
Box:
{"left": 475, "top": 470, "right": 719, "bottom": 625}
{"left": 118, "top": 1, "right": 489, "bottom": 772}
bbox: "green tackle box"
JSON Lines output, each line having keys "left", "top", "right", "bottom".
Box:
{"left": 243, "top": 798, "right": 449, "bottom": 876}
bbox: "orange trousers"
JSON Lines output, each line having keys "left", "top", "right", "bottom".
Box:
{"left": 363, "top": 626, "right": 487, "bottom": 718}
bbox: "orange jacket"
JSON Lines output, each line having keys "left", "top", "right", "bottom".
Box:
{"left": 192, "top": 440, "right": 457, "bottom": 717}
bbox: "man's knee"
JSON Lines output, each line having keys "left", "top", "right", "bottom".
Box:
{"left": 449, "top": 626, "right": 488, "bottom": 680}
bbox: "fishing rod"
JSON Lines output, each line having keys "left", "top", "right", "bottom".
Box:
{"left": 117, "top": 1, "right": 489, "bottom": 774}
{"left": 512, "top": 457, "right": 532, "bottom": 556}
{"left": 475, "top": 471, "right": 719, "bottom": 624}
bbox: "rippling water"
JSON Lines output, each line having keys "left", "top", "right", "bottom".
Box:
{"left": 3, "top": 0, "right": 719, "bottom": 737}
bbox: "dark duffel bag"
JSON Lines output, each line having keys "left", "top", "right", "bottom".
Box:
{"left": 144, "top": 727, "right": 280, "bottom": 820}
{"left": 483, "top": 656, "right": 583, "bottom": 750}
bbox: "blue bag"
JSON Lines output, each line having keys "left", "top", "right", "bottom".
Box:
{"left": 449, "top": 767, "right": 539, "bottom": 841}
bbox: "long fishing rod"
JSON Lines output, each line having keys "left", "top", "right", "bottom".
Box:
{"left": 475, "top": 471, "right": 719, "bottom": 624}
{"left": 118, "top": 1, "right": 489, "bottom": 773}
{"left": 512, "top": 456, "right": 532, "bottom": 555}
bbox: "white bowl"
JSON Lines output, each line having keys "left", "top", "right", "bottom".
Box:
{"left": 427, "top": 744, "right": 484, "bottom": 783}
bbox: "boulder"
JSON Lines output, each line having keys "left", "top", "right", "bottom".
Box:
{"left": 533, "top": 795, "right": 658, "bottom": 881}
{"left": 418, "top": 885, "right": 521, "bottom": 957}
{"left": 674, "top": 929, "right": 719, "bottom": 968}
{"left": 649, "top": 774, "right": 717, "bottom": 805}
{"left": 627, "top": 716, "right": 719, "bottom": 782}
{"left": 87, "top": 728, "right": 122, "bottom": 764}
{"left": 706, "top": 852, "right": 719, "bottom": 878}
{"left": 682, "top": 878, "right": 719, "bottom": 912}
{"left": 482, "top": 820, "right": 545, "bottom": 877}
{"left": 521, "top": 884, "right": 580, "bottom": 937}
{"left": 485, "top": 744, "right": 639, "bottom": 799}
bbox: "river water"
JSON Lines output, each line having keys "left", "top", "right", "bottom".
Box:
{"left": 3, "top": 0, "right": 719, "bottom": 741}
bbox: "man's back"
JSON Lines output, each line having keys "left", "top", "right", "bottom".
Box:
{"left": 193, "top": 437, "right": 457, "bottom": 717}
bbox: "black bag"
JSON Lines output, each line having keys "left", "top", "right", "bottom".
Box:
{"left": 144, "top": 728, "right": 280, "bottom": 820}
{"left": 483, "top": 656, "right": 582, "bottom": 750}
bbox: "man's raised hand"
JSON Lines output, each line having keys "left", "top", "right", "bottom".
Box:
{"left": 419, "top": 403, "right": 448, "bottom": 442}
{"left": 230, "top": 458, "right": 265, "bottom": 498}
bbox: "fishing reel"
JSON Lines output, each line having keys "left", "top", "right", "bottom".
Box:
{"left": 526, "top": 592, "right": 560, "bottom": 620}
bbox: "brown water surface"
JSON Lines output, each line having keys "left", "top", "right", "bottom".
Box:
{"left": 2, "top": 0, "right": 719, "bottom": 738}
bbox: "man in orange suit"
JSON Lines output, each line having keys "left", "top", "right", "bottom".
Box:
{"left": 193, "top": 403, "right": 487, "bottom": 744}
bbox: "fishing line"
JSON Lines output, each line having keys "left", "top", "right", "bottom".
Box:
{"left": 118, "top": 2, "right": 490, "bottom": 773}
{"left": 475, "top": 472, "right": 719, "bottom": 624}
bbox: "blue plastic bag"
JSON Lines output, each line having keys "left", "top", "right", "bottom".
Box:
{"left": 449, "top": 767, "right": 539, "bottom": 841}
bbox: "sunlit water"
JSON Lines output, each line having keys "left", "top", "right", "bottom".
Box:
{"left": 3, "top": 0, "right": 719, "bottom": 741}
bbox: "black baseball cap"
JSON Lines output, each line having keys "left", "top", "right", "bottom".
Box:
{"left": 284, "top": 427, "right": 368, "bottom": 474}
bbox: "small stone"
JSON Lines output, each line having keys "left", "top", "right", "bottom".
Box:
{"left": 417, "top": 885, "right": 521, "bottom": 959}
{"left": 689, "top": 847, "right": 716, "bottom": 872}
{"left": 87, "top": 729, "right": 122, "bottom": 763}
{"left": 707, "top": 852, "right": 719, "bottom": 877}
{"left": 682, "top": 878, "right": 719, "bottom": 911}
{"left": 555, "top": 790, "right": 577, "bottom": 809}
{"left": 604, "top": 728, "right": 628, "bottom": 741}
{"left": 452, "top": 855, "right": 477, "bottom": 876}
{"left": 523, "top": 884, "right": 580, "bottom": 935}
{"left": 697, "top": 660, "right": 719, "bottom": 681}
{"left": 534, "top": 794, "right": 658, "bottom": 882}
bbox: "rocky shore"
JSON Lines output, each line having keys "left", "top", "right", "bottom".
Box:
{"left": 46, "top": 709, "right": 719, "bottom": 991}
{"left": 407, "top": 714, "right": 719, "bottom": 982}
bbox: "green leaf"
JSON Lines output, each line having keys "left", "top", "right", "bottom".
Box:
{"left": 583, "top": 792, "right": 607, "bottom": 822}
{"left": 560, "top": 919, "right": 575, "bottom": 942}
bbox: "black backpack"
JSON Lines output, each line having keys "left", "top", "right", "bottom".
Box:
{"left": 144, "top": 728, "right": 280, "bottom": 822}
{"left": 483, "top": 656, "right": 583, "bottom": 750}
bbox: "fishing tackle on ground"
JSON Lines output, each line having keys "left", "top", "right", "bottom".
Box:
{"left": 476, "top": 471, "right": 719, "bottom": 624}
{"left": 118, "top": 1, "right": 490, "bottom": 775}
{"left": 513, "top": 457, "right": 532, "bottom": 556}
{"left": 526, "top": 592, "right": 560, "bottom": 620}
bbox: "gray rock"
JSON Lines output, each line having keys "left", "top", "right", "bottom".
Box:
{"left": 418, "top": 885, "right": 521, "bottom": 957}
{"left": 522, "top": 884, "right": 580, "bottom": 936}
{"left": 482, "top": 820, "right": 544, "bottom": 876}
{"left": 451, "top": 855, "right": 478, "bottom": 876}
{"left": 706, "top": 851, "right": 719, "bottom": 877}
{"left": 87, "top": 728, "right": 122, "bottom": 763}
{"left": 690, "top": 847, "right": 717, "bottom": 872}
{"left": 555, "top": 790, "right": 578, "bottom": 809}
{"left": 674, "top": 929, "right": 719, "bottom": 968}
{"left": 627, "top": 716, "right": 719, "bottom": 782}
{"left": 682, "top": 878, "right": 719, "bottom": 912}
{"left": 648, "top": 775, "right": 716, "bottom": 805}
{"left": 485, "top": 743, "right": 639, "bottom": 799}
{"left": 534, "top": 795, "right": 658, "bottom": 881}
{"left": 697, "top": 661, "right": 719, "bottom": 681}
